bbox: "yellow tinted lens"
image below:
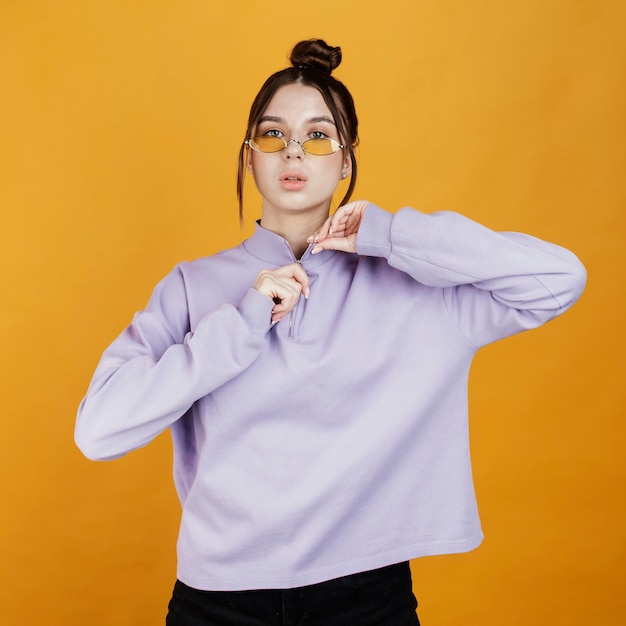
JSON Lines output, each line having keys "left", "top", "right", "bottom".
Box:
{"left": 250, "top": 136, "right": 285, "bottom": 153}
{"left": 303, "top": 138, "right": 339, "bottom": 155}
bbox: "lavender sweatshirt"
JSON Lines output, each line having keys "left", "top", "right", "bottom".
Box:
{"left": 75, "top": 204, "right": 586, "bottom": 590}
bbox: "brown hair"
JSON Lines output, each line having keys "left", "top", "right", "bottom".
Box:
{"left": 237, "top": 39, "right": 359, "bottom": 223}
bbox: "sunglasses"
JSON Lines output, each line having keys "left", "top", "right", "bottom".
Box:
{"left": 245, "top": 136, "right": 345, "bottom": 156}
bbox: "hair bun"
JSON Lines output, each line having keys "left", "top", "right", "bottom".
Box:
{"left": 290, "top": 39, "right": 342, "bottom": 74}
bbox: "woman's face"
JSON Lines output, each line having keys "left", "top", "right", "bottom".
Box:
{"left": 247, "top": 83, "right": 351, "bottom": 224}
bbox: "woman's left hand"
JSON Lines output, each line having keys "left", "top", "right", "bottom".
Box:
{"left": 308, "top": 200, "right": 369, "bottom": 254}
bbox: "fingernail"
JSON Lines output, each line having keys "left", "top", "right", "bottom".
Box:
{"left": 311, "top": 246, "right": 322, "bottom": 255}
{"left": 306, "top": 236, "right": 313, "bottom": 243}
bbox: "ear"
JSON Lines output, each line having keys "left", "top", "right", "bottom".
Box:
{"left": 246, "top": 147, "right": 254, "bottom": 174}
{"left": 341, "top": 152, "right": 352, "bottom": 178}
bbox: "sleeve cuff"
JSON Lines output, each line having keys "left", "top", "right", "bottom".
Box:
{"left": 355, "top": 203, "right": 394, "bottom": 259}
{"left": 237, "top": 287, "right": 275, "bottom": 335}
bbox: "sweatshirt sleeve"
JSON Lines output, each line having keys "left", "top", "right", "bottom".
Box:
{"left": 356, "top": 203, "right": 587, "bottom": 347}
{"left": 75, "top": 266, "right": 275, "bottom": 461}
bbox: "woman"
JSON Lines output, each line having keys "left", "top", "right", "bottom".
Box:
{"left": 76, "top": 39, "right": 586, "bottom": 624}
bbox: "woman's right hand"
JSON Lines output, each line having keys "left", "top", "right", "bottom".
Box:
{"left": 253, "top": 263, "right": 310, "bottom": 323}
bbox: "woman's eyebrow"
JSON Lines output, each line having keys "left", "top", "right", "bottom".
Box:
{"left": 257, "top": 115, "right": 336, "bottom": 125}
{"left": 308, "top": 116, "right": 336, "bottom": 125}
{"left": 258, "top": 115, "right": 284, "bottom": 124}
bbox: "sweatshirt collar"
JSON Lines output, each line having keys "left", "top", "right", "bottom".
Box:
{"left": 242, "top": 221, "right": 337, "bottom": 270}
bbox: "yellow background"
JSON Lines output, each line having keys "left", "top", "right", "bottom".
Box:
{"left": 1, "top": 1, "right": 624, "bottom": 624}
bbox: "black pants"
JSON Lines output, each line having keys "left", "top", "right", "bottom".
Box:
{"left": 166, "top": 562, "right": 419, "bottom": 625}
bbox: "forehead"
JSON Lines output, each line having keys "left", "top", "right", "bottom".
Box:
{"left": 262, "top": 83, "right": 333, "bottom": 121}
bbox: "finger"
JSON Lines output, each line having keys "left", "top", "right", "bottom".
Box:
{"left": 254, "top": 264, "right": 311, "bottom": 312}
{"left": 254, "top": 270, "right": 298, "bottom": 304}
{"left": 333, "top": 200, "right": 368, "bottom": 236}
{"left": 308, "top": 210, "right": 350, "bottom": 245}
{"left": 289, "top": 264, "right": 311, "bottom": 298}
{"left": 274, "top": 263, "right": 310, "bottom": 299}
{"left": 327, "top": 206, "right": 351, "bottom": 238}
{"left": 329, "top": 221, "right": 347, "bottom": 236}
{"left": 271, "top": 300, "right": 292, "bottom": 323}
{"left": 308, "top": 215, "right": 333, "bottom": 245}
{"left": 270, "top": 284, "right": 301, "bottom": 322}
{"left": 311, "top": 234, "right": 357, "bottom": 255}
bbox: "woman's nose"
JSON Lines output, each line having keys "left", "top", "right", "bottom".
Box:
{"left": 283, "top": 139, "right": 305, "bottom": 159}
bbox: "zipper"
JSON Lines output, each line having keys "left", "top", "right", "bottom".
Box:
{"left": 288, "top": 308, "right": 296, "bottom": 338}
{"left": 285, "top": 242, "right": 308, "bottom": 340}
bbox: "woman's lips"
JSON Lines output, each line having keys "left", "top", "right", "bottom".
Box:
{"left": 280, "top": 171, "right": 307, "bottom": 191}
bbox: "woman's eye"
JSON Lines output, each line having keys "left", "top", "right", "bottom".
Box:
{"left": 309, "top": 131, "right": 328, "bottom": 140}
{"left": 263, "top": 129, "right": 283, "bottom": 138}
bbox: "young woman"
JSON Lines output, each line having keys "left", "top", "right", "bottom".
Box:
{"left": 76, "top": 39, "right": 586, "bottom": 625}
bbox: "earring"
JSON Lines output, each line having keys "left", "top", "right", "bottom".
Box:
{"left": 341, "top": 172, "right": 347, "bottom": 179}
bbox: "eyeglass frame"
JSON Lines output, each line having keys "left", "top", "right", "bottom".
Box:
{"left": 245, "top": 136, "right": 346, "bottom": 156}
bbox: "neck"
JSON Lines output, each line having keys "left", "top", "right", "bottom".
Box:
{"left": 260, "top": 211, "right": 328, "bottom": 259}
